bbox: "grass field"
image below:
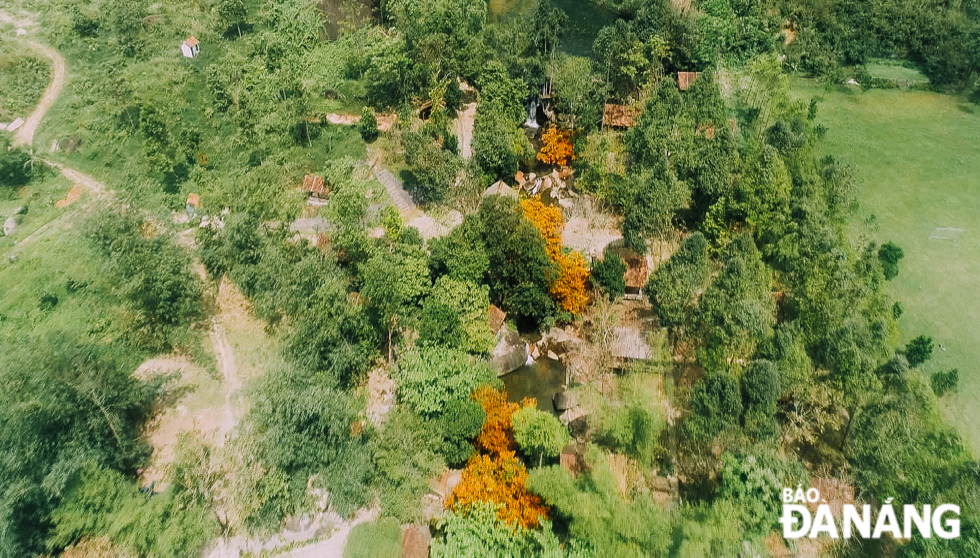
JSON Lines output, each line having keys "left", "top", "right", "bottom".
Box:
{"left": 865, "top": 59, "right": 929, "bottom": 82}
{"left": 792, "top": 80, "right": 980, "bottom": 452}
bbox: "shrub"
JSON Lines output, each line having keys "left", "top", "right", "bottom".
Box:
{"left": 931, "top": 369, "right": 959, "bottom": 397}
{"left": 359, "top": 108, "right": 379, "bottom": 142}
{"left": 591, "top": 252, "right": 627, "bottom": 300}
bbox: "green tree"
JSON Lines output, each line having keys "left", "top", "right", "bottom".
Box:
{"left": 85, "top": 210, "right": 203, "bottom": 351}
{"left": 103, "top": 0, "right": 146, "bottom": 55}
{"left": 512, "top": 407, "right": 570, "bottom": 467}
{"left": 473, "top": 102, "right": 522, "bottom": 180}
{"left": 0, "top": 336, "right": 156, "bottom": 555}
{"left": 686, "top": 373, "right": 743, "bottom": 441}
{"left": 878, "top": 241, "right": 904, "bottom": 280}
{"left": 361, "top": 244, "right": 430, "bottom": 361}
{"left": 716, "top": 451, "right": 805, "bottom": 535}
{"left": 285, "top": 278, "right": 377, "bottom": 389}
{"left": 245, "top": 364, "right": 372, "bottom": 519}
{"left": 420, "top": 276, "right": 495, "bottom": 354}
{"left": 0, "top": 143, "right": 34, "bottom": 187}
{"left": 216, "top": 0, "right": 247, "bottom": 37}
{"left": 47, "top": 465, "right": 217, "bottom": 556}
{"left": 527, "top": 446, "right": 672, "bottom": 556}
{"left": 478, "top": 196, "right": 556, "bottom": 329}
{"left": 432, "top": 398, "right": 486, "bottom": 466}
{"left": 621, "top": 162, "right": 689, "bottom": 253}
{"left": 694, "top": 233, "right": 775, "bottom": 369}
{"left": 741, "top": 360, "right": 780, "bottom": 440}
{"left": 904, "top": 335, "right": 934, "bottom": 368}
{"left": 368, "top": 410, "right": 445, "bottom": 521}
{"left": 429, "top": 214, "right": 490, "bottom": 284}
{"left": 393, "top": 347, "right": 497, "bottom": 417}
{"left": 403, "top": 130, "right": 460, "bottom": 204}
{"left": 646, "top": 232, "right": 712, "bottom": 330}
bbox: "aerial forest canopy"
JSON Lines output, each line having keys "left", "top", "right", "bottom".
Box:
{"left": 0, "top": 0, "right": 977, "bottom": 556}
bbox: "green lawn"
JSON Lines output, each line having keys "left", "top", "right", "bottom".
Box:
{"left": 865, "top": 59, "right": 929, "bottom": 82}
{"left": 793, "top": 80, "right": 980, "bottom": 452}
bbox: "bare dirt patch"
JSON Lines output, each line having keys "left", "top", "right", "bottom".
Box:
{"left": 135, "top": 355, "right": 223, "bottom": 490}
{"left": 55, "top": 183, "right": 83, "bottom": 207}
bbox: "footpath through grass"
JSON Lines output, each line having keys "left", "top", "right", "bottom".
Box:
{"left": 793, "top": 80, "right": 980, "bottom": 452}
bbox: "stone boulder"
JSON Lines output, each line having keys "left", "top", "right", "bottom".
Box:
{"left": 553, "top": 390, "right": 576, "bottom": 411}
{"left": 4, "top": 215, "right": 21, "bottom": 237}
{"left": 492, "top": 326, "right": 529, "bottom": 376}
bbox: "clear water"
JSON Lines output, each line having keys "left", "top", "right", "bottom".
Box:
{"left": 501, "top": 357, "right": 567, "bottom": 413}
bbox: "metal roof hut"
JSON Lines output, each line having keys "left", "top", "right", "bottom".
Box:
{"left": 181, "top": 36, "right": 200, "bottom": 58}
{"left": 302, "top": 174, "right": 329, "bottom": 198}
{"left": 677, "top": 71, "right": 701, "bottom": 91}
{"left": 602, "top": 104, "right": 641, "bottom": 129}
{"left": 610, "top": 324, "right": 652, "bottom": 362}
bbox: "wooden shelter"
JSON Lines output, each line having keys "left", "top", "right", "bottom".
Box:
{"left": 603, "top": 104, "right": 642, "bottom": 128}
{"left": 302, "top": 174, "right": 329, "bottom": 198}
{"left": 624, "top": 254, "right": 649, "bottom": 297}
{"left": 677, "top": 71, "right": 701, "bottom": 91}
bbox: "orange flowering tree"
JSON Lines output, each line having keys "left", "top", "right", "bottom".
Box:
{"left": 552, "top": 251, "right": 590, "bottom": 314}
{"left": 537, "top": 126, "right": 575, "bottom": 167}
{"left": 472, "top": 386, "right": 534, "bottom": 456}
{"left": 521, "top": 199, "right": 590, "bottom": 314}
{"left": 447, "top": 450, "right": 550, "bottom": 528}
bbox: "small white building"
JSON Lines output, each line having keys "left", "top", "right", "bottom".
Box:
{"left": 181, "top": 36, "right": 200, "bottom": 58}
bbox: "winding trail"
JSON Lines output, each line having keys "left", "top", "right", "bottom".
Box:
{"left": 12, "top": 40, "right": 65, "bottom": 148}
{"left": 455, "top": 102, "right": 477, "bottom": 160}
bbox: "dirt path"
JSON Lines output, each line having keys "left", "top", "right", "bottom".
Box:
{"left": 455, "top": 102, "right": 477, "bottom": 160}
{"left": 12, "top": 41, "right": 66, "bottom": 148}
{"left": 209, "top": 321, "right": 241, "bottom": 446}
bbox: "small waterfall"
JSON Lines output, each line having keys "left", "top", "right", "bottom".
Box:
{"left": 524, "top": 98, "right": 539, "bottom": 128}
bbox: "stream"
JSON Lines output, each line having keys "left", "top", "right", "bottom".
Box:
{"left": 501, "top": 357, "right": 567, "bottom": 413}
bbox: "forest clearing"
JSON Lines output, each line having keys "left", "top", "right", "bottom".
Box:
{"left": 794, "top": 80, "right": 980, "bottom": 452}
